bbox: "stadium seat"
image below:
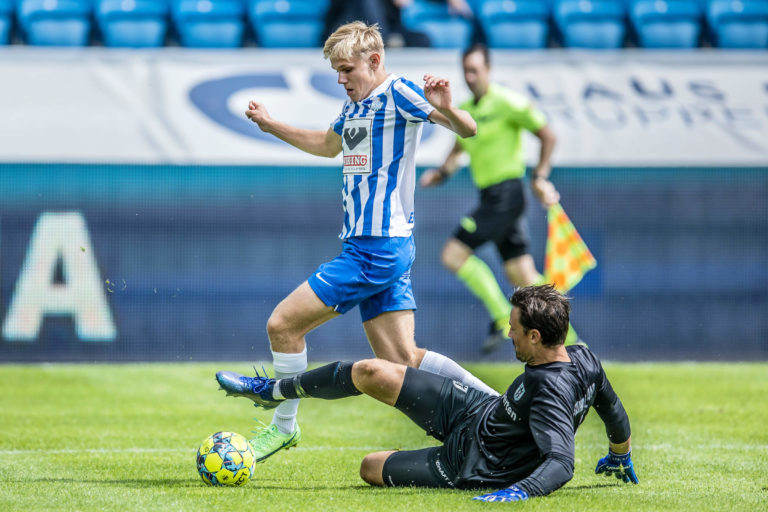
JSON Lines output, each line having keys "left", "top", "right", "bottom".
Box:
{"left": 96, "top": 0, "right": 169, "bottom": 47}
{"left": 172, "top": 0, "right": 245, "bottom": 48}
{"left": 554, "top": 0, "right": 627, "bottom": 48}
{"left": 479, "top": 0, "right": 550, "bottom": 48}
{"left": 401, "top": 1, "right": 473, "bottom": 48}
{"left": 707, "top": 0, "right": 768, "bottom": 48}
{"left": 0, "top": 0, "right": 13, "bottom": 44}
{"left": 249, "top": 0, "right": 325, "bottom": 48}
{"left": 18, "top": 0, "right": 92, "bottom": 46}
{"left": 630, "top": 0, "right": 702, "bottom": 48}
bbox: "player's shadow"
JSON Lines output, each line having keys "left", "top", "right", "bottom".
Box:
{"left": 559, "top": 483, "right": 626, "bottom": 491}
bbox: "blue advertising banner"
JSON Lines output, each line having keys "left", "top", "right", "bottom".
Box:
{"left": 1, "top": 165, "right": 766, "bottom": 362}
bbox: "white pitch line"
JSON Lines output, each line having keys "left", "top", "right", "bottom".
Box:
{"left": 0, "top": 446, "right": 394, "bottom": 455}
{"left": 0, "top": 443, "right": 765, "bottom": 455}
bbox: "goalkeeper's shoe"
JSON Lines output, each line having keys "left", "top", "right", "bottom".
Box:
{"left": 216, "top": 369, "right": 283, "bottom": 409}
{"left": 249, "top": 423, "right": 301, "bottom": 463}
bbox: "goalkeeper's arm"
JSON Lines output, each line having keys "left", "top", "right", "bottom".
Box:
{"left": 592, "top": 368, "right": 638, "bottom": 484}
{"left": 473, "top": 453, "right": 573, "bottom": 502}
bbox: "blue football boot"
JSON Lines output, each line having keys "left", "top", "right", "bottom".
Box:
{"left": 216, "top": 369, "right": 284, "bottom": 409}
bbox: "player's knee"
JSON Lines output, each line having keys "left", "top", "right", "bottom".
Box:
{"left": 266, "top": 310, "right": 294, "bottom": 346}
{"left": 352, "top": 358, "right": 388, "bottom": 388}
{"left": 359, "top": 453, "right": 386, "bottom": 486}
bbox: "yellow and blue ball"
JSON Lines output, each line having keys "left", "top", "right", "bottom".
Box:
{"left": 196, "top": 431, "right": 255, "bottom": 487}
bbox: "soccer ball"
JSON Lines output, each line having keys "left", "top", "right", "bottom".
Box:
{"left": 196, "top": 431, "right": 256, "bottom": 487}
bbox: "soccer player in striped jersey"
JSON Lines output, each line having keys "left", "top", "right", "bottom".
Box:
{"left": 217, "top": 21, "right": 489, "bottom": 463}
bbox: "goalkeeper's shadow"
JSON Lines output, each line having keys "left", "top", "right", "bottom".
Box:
{"left": 559, "top": 483, "right": 625, "bottom": 492}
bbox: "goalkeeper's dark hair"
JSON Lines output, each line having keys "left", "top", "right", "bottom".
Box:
{"left": 511, "top": 285, "right": 570, "bottom": 348}
{"left": 462, "top": 43, "right": 490, "bottom": 66}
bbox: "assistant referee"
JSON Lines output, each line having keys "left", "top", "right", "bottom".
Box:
{"left": 420, "top": 43, "right": 580, "bottom": 352}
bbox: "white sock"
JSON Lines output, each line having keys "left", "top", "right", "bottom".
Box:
{"left": 419, "top": 350, "right": 499, "bottom": 396}
{"left": 270, "top": 348, "right": 307, "bottom": 434}
{"left": 272, "top": 380, "right": 284, "bottom": 400}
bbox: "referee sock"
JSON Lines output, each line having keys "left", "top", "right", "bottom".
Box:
{"left": 419, "top": 350, "right": 499, "bottom": 397}
{"left": 457, "top": 255, "right": 512, "bottom": 328}
{"left": 270, "top": 349, "right": 307, "bottom": 435}
{"left": 276, "top": 361, "right": 362, "bottom": 400}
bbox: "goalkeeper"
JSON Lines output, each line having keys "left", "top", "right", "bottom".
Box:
{"left": 217, "top": 285, "right": 638, "bottom": 499}
{"left": 419, "top": 43, "right": 580, "bottom": 353}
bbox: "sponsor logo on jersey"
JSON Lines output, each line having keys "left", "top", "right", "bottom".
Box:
{"left": 452, "top": 380, "right": 468, "bottom": 393}
{"left": 343, "top": 127, "right": 367, "bottom": 150}
{"left": 342, "top": 118, "right": 372, "bottom": 175}
{"left": 572, "top": 383, "right": 596, "bottom": 417}
{"left": 343, "top": 155, "right": 368, "bottom": 167}
{"left": 502, "top": 393, "right": 518, "bottom": 421}
{"left": 434, "top": 459, "right": 455, "bottom": 488}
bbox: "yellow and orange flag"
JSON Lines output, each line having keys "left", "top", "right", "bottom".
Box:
{"left": 544, "top": 203, "right": 596, "bottom": 292}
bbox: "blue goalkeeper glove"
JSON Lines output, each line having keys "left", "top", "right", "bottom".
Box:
{"left": 473, "top": 485, "right": 529, "bottom": 502}
{"left": 595, "top": 449, "right": 639, "bottom": 484}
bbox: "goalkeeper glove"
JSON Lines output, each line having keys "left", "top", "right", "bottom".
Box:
{"left": 473, "top": 485, "right": 529, "bottom": 502}
{"left": 595, "top": 449, "right": 639, "bottom": 484}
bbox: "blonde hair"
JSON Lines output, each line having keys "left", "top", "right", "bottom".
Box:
{"left": 323, "top": 21, "right": 384, "bottom": 62}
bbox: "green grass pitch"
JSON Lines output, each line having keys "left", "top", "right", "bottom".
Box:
{"left": 1, "top": 362, "right": 766, "bottom": 511}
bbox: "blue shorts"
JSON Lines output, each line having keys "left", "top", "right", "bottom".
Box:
{"left": 307, "top": 236, "right": 416, "bottom": 322}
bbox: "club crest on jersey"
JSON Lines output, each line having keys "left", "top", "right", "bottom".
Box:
{"left": 369, "top": 97, "right": 383, "bottom": 112}
{"left": 342, "top": 118, "right": 372, "bottom": 175}
{"left": 513, "top": 383, "right": 525, "bottom": 401}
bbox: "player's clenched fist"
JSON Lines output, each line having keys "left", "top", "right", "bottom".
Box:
{"left": 245, "top": 101, "right": 272, "bottom": 131}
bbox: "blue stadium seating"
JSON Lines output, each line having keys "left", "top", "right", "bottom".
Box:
{"left": 401, "top": 1, "right": 473, "bottom": 48}
{"left": 18, "top": 0, "right": 91, "bottom": 46}
{"left": 479, "top": 0, "right": 550, "bottom": 48}
{"left": 172, "top": 0, "right": 245, "bottom": 48}
{"left": 707, "top": 0, "right": 768, "bottom": 48}
{"left": 630, "top": 0, "right": 702, "bottom": 48}
{"left": 554, "top": 0, "right": 627, "bottom": 48}
{"left": 96, "top": 0, "right": 169, "bottom": 47}
{"left": 249, "top": 0, "right": 324, "bottom": 48}
{"left": 0, "top": 0, "right": 13, "bottom": 44}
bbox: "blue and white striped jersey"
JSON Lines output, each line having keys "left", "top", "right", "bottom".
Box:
{"left": 331, "top": 74, "right": 434, "bottom": 238}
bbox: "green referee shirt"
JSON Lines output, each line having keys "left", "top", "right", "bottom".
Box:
{"left": 457, "top": 83, "right": 548, "bottom": 189}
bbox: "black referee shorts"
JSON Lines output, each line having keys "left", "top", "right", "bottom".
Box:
{"left": 381, "top": 367, "right": 495, "bottom": 488}
{"left": 454, "top": 178, "right": 530, "bottom": 261}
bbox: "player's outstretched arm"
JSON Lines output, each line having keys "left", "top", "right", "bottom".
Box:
{"left": 595, "top": 437, "right": 639, "bottom": 484}
{"left": 245, "top": 101, "right": 342, "bottom": 158}
{"left": 592, "top": 365, "right": 637, "bottom": 484}
{"left": 423, "top": 75, "right": 477, "bottom": 138}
